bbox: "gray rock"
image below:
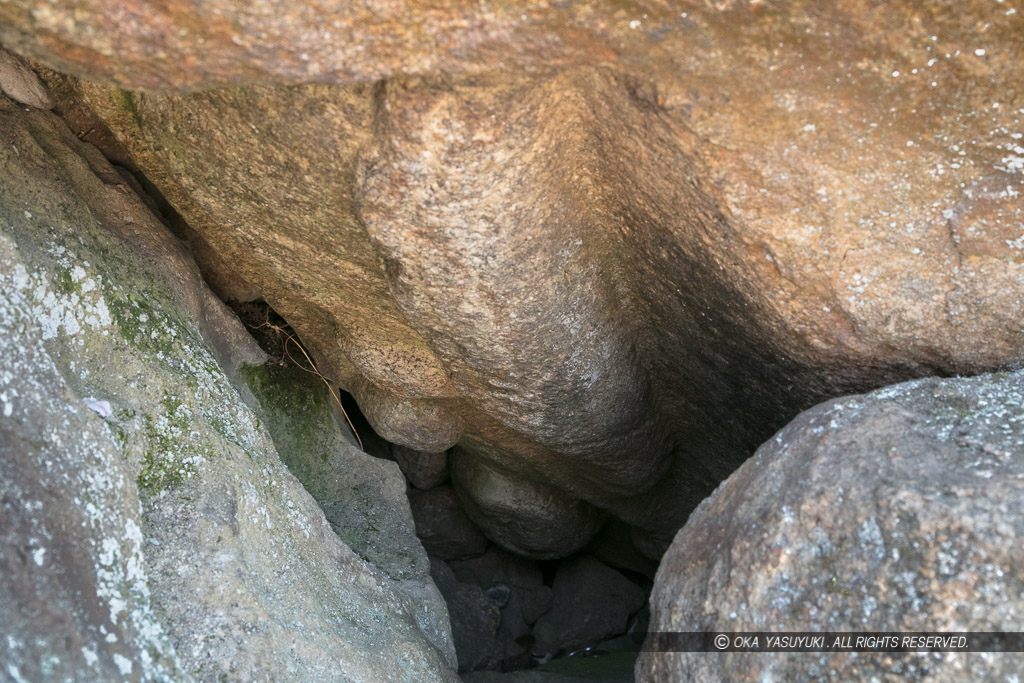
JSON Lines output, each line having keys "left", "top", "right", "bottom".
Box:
{"left": 0, "top": 95, "right": 456, "bottom": 681}
{"left": 430, "top": 558, "right": 503, "bottom": 673}
{"left": 242, "top": 363, "right": 456, "bottom": 663}
{"left": 394, "top": 444, "right": 449, "bottom": 490}
{"left": 533, "top": 556, "right": 646, "bottom": 656}
{"left": 408, "top": 484, "right": 488, "bottom": 561}
{"left": 450, "top": 546, "right": 554, "bottom": 625}
{"left": 449, "top": 545, "right": 546, "bottom": 589}
{"left": 639, "top": 371, "right": 1024, "bottom": 682}
{"left": 0, "top": 47, "right": 52, "bottom": 108}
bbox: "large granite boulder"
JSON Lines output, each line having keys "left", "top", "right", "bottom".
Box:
{"left": 0, "top": 93, "right": 456, "bottom": 681}
{"left": 6, "top": 2, "right": 1024, "bottom": 560}
{"left": 640, "top": 370, "right": 1024, "bottom": 681}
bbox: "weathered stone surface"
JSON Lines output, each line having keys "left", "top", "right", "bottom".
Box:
{"left": 242, "top": 364, "right": 456, "bottom": 663}
{"left": 0, "top": 47, "right": 52, "bottom": 108}
{"left": 533, "top": 557, "right": 646, "bottom": 657}
{"left": 0, "top": 95, "right": 456, "bottom": 681}
{"left": 394, "top": 445, "right": 449, "bottom": 490}
{"left": 450, "top": 452, "right": 607, "bottom": 560}
{"left": 11, "top": 1, "right": 1024, "bottom": 558}
{"left": 408, "top": 484, "right": 488, "bottom": 561}
{"left": 639, "top": 371, "right": 1024, "bottom": 682}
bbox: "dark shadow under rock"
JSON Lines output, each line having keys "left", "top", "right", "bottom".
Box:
{"left": 394, "top": 444, "right": 449, "bottom": 490}
{"left": 409, "top": 484, "right": 489, "bottom": 561}
{"left": 532, "top": 556, "right": 647, "bottom": 658}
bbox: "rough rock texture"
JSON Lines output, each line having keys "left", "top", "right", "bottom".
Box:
{"left": 408, "top": 485, "right": 488, "bottom": 561}
{"left": 450, "top": 451, "right": 607, "bottom": 560}
{"left": 449, "top": 547, "right": 556, "bottom": 669}
{"left": 639, "top": 370, "right": 1024, "bottom": 682}
{"left": 0, "top": 94, "right": 456, "bottom": 680}
{"left": 242, "top": 364, "right": 455, "bottom": 661}
{"left": 8, "top": 1, "right": 1024, "bottom": 558}
{"left": 0, "top": 46, "right": 52, "bottom": 108}
{"left": 394, "top": 445, "right": 449, "bottom": 490}
{"left": 533, "top": 557, "right": 646, "bottom": 657}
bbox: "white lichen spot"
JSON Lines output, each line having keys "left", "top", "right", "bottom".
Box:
{"left": 112, "top": 653, "right": 133, "bottom": 676}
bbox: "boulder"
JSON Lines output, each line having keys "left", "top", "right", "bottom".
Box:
{"left": 450, "top": 452, "right": 607, "bottom": 560}
{"left": 639, "top": 370, "right": 1024, "bottom": 682}
{"left": 0, "top": 94, "right": 456, "bottom": 681}
{"left": 533, "top": 556, "right": 646, "bottom": 657}
{"left": 450, "top": 546, "right": 554, "bottom": 625}
{"left": 242, "top": 364, "right": 454, "bottom": 659}
{"left": 394, "top": 445, "right": 449, "bottom": 490}
{"left": 408, "top": 485, "right": 488, "bottom": 561}
{"left": 430, "top": 558, "right": 504, "bottom": 673}
{"left": 8, "top": 1, "right": 1024, "bottom": 559}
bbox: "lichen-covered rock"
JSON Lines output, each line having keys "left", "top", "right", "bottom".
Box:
{"left": 0, "top": 95, "right": 456, "bottom": 680}
{"left": 639, "top": 370, "right": 1024, "bottom": 682}
{"left": 12, "top": 1, "right": 1024, "bottom": 559}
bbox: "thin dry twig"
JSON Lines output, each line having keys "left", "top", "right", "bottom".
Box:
{"left": 252, "top": 314, "right": 363, "bottom": 451}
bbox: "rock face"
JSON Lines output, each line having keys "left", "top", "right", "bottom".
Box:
{"left": 7, "top": 2, "right": 1024, "bottom": 560}
{"left": 640, "top": 370, "right": 1024, "bottom": 682}
{"left": 430, "top": 558, "right": 504, "bottom": 673}
{"left": 242, "top": 364, "right": 455, "bottom": 658}
{"left": 533, "top": 557, "right": 646, "bottom": 657}
{"left": 394, "top": 445, "right": 449, "bottom": 490}
{"left": 0, "top": 94, "right": 456, "bottom": 680}
{"left": 0, "top": 47, "right": 52, "bottom": 108}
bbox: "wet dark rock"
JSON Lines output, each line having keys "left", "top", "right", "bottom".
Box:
{"left": 585, "top": 518, "right": 660, "bottom": 581}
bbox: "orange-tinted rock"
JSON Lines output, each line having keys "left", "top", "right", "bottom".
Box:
{"left": 12, "top": 1, "right": 1023, "bottom": 557}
